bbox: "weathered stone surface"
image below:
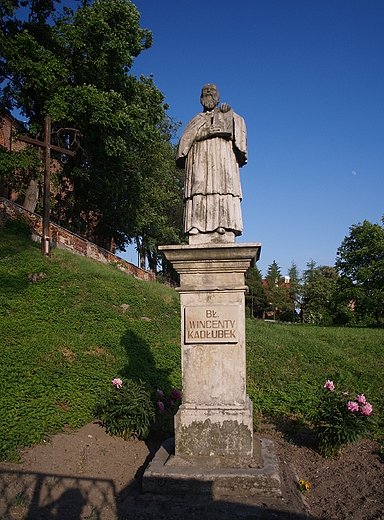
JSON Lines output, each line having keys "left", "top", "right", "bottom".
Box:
{"left": 142, "top": 437, "right": 281, "bottom": 498}
{"left": 184, "top": 304, "right": 239, "bottom": 344}
{"left": 176, "top": 84, "right": 247, "bottom": 243}
{"left": 161, "top": 242, "right": 261, "bottom": 292}
{"left": 159, "top": 242, "right": 261, "bottom": 463}
{"left": 174, "top": 397, "right": 254, "bottom": 463}
{"left": 159, "top": 80, "right": 262, "bottom": 481}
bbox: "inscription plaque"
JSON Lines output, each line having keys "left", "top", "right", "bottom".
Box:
{"left": 185, "top": 305, "right": 239, "bottom": 344}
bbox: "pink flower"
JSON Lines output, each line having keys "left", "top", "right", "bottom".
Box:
{"left": 157, "top": 401, "right": 165, "bottom": 412}
{"left": 361, "top": 402, "right": 373, "bottom": 416}
{"left": 171, "top": 389, "right": 182, "bottom": 400}
{"left": 356, "top": 394, "right": 366, "bottom": 405}
{"left": 112, "top": 378, "right": 123, "bottom": 389}
{"left": 347, "top": 401, "right": 359, "bottom": 412}
{"left": 324, "top": 380, "right": 335, "bottom": 391}
{"left": 156, "top": 389, "right": 164, "bottom": 397}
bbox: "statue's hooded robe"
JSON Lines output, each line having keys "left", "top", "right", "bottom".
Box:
{"left": 176, "top": 107, "right": 247, "bottom": 236}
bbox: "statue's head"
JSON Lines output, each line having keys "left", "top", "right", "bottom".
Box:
{"left": 200, "top": 84, "right": 220, "bottom": 111}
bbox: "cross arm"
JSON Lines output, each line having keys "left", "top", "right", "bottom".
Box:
{"left": 18, "top": 135, "right": 75, "bottom": 156}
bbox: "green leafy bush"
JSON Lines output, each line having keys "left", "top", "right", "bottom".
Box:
{"left": 95, "top": 378, "right": 155, "bottom": 440}
{"left": 312, "top": 380, "right": 375, "bottom": 459}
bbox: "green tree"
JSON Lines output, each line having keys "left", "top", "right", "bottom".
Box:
{"left": 301, "top": 260, "right": 338, "bottom": 324}
{"left": 335, "top": 219, "right": 384, "bottom": 327}
{"left": 132, "top": 143, "right": 185, "bottom": 273}
{"left": 245, "top": 266, "right": 268, "bottom": 318}
{"left": 287, "top": 261, "right": 301, "bottom": 322}
{"left": 0, "top": 0, "right": 182, "bottom": 253}
{"left": 264, "top": 260, "right": 291, "bottom": 321}
{"left": 0, "top": 143, "right": 41, "bottom": 202}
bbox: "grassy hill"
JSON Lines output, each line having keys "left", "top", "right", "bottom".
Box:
{"left": 246, "top": 320, "right": 384, "bottom": 420}
{"left": 0, "top": 227, "right": 181, "bottom": 460}
{"left": 1, "top": 225, "right": 383, "bottom": 460}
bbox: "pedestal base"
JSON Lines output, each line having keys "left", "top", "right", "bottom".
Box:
{"left": 142, "top": 437, "right": 281, "bottom": 499}
{"left": 159, "top": 242, "right": 262, "bottom": 464}
{"left": 188, "top": 230, "right": 235, "bottom": 245}
{"left": 174, "top": 396, "right": 254, "bottom": 466}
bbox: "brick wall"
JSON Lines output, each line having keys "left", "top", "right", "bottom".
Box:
{"left": 0, "top": 114, "right": 29, "bottom": 202}
{"left": 0, "top": 114, "right": 26, "bottom": 152}
{"left": 0, "top": 197, "right": 156, "bottom": 282}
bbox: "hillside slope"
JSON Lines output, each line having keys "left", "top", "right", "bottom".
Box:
{"left": 0, "top": 228, "right": 181, "bottom": 460}
{"left": 1, "top": 226, "right": 383, "bottom": 463}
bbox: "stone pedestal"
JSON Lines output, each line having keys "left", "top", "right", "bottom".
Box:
{"left": 159, "top": 242, "right": 261, "bottom": 466}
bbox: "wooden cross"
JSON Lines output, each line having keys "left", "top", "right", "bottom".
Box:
{"left": 18, "top": 115, "right": 75, "bottom": 256}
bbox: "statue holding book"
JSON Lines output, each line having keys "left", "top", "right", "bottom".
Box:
{"left": 176, "top": 84, "right": 247, "bottom": 243}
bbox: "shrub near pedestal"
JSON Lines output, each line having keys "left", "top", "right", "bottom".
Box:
{"left": 312, "top": 380, "right": 375, "bottom": 459}
{"left": 96, "top": 378, "right": 155, "bottom": 440}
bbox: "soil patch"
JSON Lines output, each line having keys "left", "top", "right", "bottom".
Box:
{"left": 0, "top": 421, "right": 383, "bottom": 519}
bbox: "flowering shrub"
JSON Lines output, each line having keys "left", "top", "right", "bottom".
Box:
{"left": 95, "top": 378, "right": 154, "bottom": 440}
{"left": 152, "top": 387, "right": 182, "bottom": 437}
{"left": 312, "top": 380, "right": 375, "bottom": 459}
{"left": 324, "top": 379, "right": 335, "bottom": 391}
{"left": 155, "top": 388, "right": 182, "bottom": 411}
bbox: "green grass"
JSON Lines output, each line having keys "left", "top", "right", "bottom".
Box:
{"left": 246, "top": 320, "right": 384, "bottom": 437}
{"left": 0, "top": 228, "right": 181, "bottom": 460}
{"left": 1, "top": 227, "right": 383, "bottom": 460}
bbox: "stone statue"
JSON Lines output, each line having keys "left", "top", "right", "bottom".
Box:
{"left": 176, "top": 84, "right": 247, "bottom": 243}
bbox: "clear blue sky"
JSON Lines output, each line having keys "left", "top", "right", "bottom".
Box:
{"left": 15, "top": 0, "right": 384, "bottom": 276}
{"left": 116, "top": 0, "right": 383, "bottom": 277}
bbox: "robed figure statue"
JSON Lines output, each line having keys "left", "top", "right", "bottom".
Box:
{"left": 176, "top": 84, "right": 247, "bottom": 243}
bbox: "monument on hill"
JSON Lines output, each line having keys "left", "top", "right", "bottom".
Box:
{"left": 163, "top": 83, "right": 260, "bottom": 462}
{"left": 144, "top": 86, "right": 279, "bottom": 497}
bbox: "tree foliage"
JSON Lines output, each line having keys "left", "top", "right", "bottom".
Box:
{"left": 0, "top": 0, "right": 183, "bottom": 260}
{"left": 264, "top": 260, "right": 291, "bottom": 321}
{"left": 0, "top": 144, "right": 41, "bottom": 194}
{"left": 245, "top": 266, "right": 268, "bottom": 318}
{"left": 132, "top": 144, "right": 185, "bottom": 272}
{"left": 251, "top": 218, "right": 384, "bottom": 327}
{"left": 287, "top": 261, "right": 301, "bottom": 322}
{"left": 335, "top": 219, "right": 384, "bottom": 326}
{"left": 301, "top": 260, "right": 338, "bottom": 324}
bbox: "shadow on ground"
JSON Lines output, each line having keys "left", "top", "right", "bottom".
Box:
{"left": 265, "top": 414, "right": 319, "bottom": 452}
{"left": 0, "top": 459, "right": 324, "bottom": 520}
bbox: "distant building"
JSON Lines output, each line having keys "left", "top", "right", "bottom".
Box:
{"left": 0, "top": 112, "right": 29, "bottom": 203}
{"left": 262, "top": 276, "right": 292, "bottom": 320}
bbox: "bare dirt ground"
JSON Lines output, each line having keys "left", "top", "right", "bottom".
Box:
{"left": 0, "top": 420, "right": 383, "bottom": 520}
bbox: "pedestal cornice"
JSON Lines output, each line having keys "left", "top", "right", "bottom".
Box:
{"left": 160, "top": 242, "right": 261, "bottom": 293}
{"left": 159, "top": 242, "right": 261, "bottom": 263}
